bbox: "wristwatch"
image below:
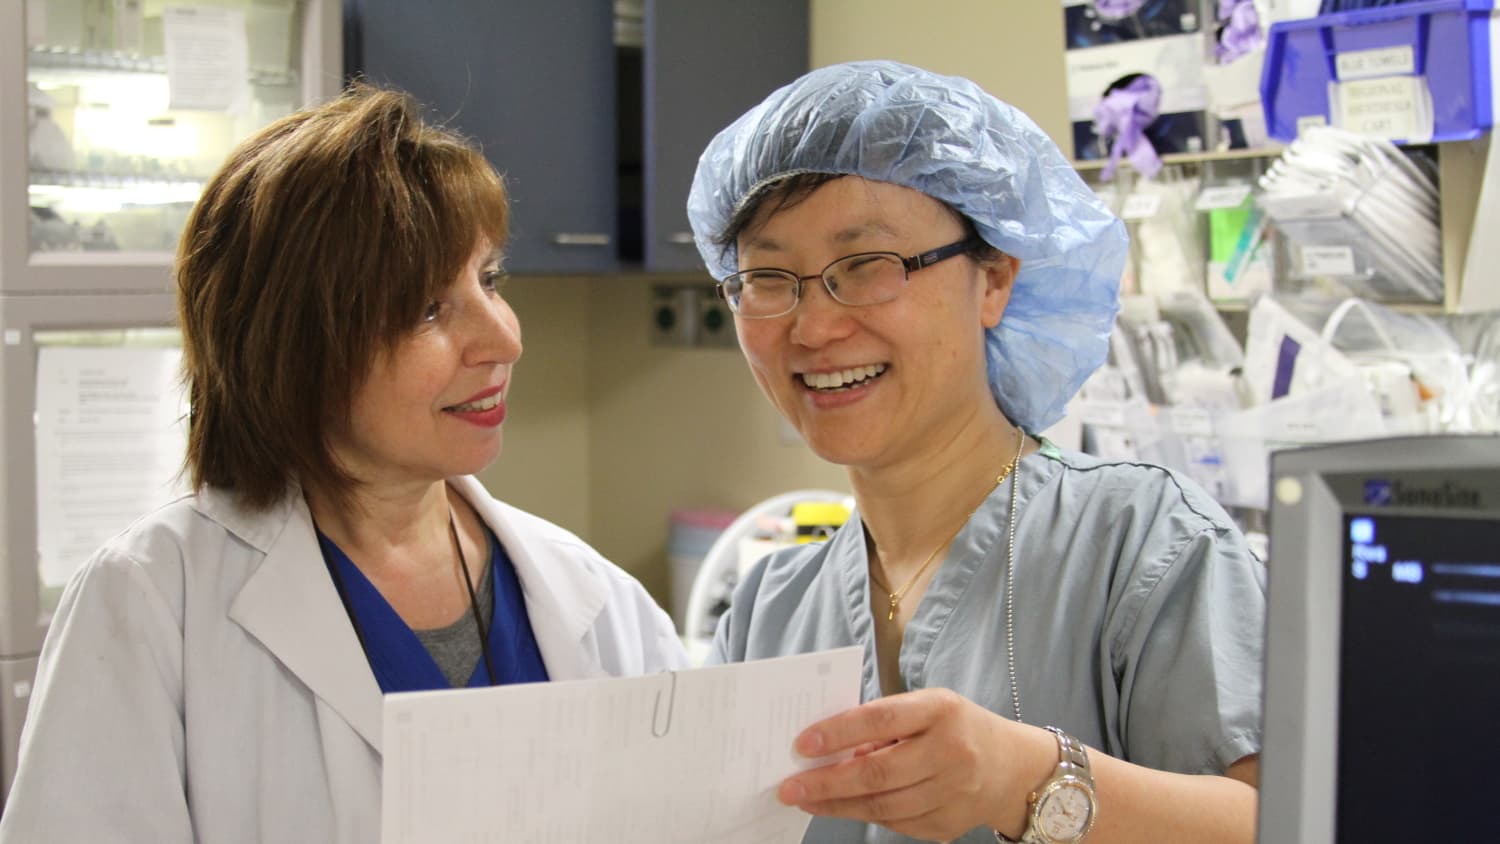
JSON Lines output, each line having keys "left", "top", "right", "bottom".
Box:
{"left": 994, "top": 726, "right": 1098, "bottom": 844}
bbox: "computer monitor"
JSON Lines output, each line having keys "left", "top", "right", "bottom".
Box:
{"left": 1259, "top": 435, "right": 1500, "bottom": 843}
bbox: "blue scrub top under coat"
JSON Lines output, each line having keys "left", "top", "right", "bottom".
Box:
{"left": 317, "top": 526, "right": 550, "bottom": 692}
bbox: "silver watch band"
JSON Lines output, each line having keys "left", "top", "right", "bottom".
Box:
{"left": 993, "top": 727, "right": 1095, "bottom": 844}
{"left": 1046, "top": 726, "right": 1094, "bottom": 788}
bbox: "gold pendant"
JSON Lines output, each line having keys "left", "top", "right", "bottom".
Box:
{"left": 887, "top": 594, "right": 899, "bottom": 621}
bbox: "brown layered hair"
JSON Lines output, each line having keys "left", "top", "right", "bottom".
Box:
{"left": 176, "top": 83, "right": 509, "bottom": 512}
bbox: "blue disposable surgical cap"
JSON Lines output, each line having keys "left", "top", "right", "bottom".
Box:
{"left": 686, "top": 60, "right": 1128, "bottom": 434}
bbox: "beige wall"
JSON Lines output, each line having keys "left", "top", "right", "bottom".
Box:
{"left": 809, "top": 0, "right": 1069, "bottom": 147}
{"left": 585, "top": 279, "right": 848, "bottom": 601}
{"left": 474, "top": 277, "right": 593, "bottom": 538}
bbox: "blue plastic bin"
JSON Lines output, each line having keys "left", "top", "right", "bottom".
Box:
{"left": 1260, "top": 0, "right": 1496, "bottom": 142}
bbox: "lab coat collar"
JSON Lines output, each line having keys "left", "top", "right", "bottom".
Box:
{"left": 207, "top": 486, "right": 387, "bottom": 752}
{"left": 201, "top": 479, "right": 614, "bottom": 756}
{"left": 447, "top": 476, "right": 612, "bottom": 683}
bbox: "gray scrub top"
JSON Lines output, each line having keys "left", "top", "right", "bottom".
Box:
{"left": 710, "top": 442, "right": 1267, "bottom": 844}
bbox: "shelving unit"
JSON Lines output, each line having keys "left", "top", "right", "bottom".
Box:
{"left": 1071, "top": 145, "right": 1286, "bottom": 171}
{"left": 29, "top": 45, "right": 302, "bottom": 88}
{"left": 1072, "top": 137, "right": 1491, "bottom": 316}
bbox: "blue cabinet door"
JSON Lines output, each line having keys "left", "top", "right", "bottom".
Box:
{"left": 643, "top": 0, "right": 808, "bottom": 274}
{"left": 348, "top": 0, "right": 618, "bottom": 273}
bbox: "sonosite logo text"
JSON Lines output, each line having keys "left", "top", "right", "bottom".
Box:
{"left": 1364, "top": 479, "right": 1481, "bottom": 508}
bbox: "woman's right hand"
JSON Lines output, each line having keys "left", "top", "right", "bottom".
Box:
{"left": 776, "top": 687, "right": 1056, "bottom": 842}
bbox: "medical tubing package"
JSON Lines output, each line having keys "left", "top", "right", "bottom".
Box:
{"left": 686, "top": 60, "right": 1130, "bottom": 434}
{"left": 1257, "top": 126, "right": 1443, "bottom": 301}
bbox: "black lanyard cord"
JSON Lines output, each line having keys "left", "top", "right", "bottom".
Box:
{"left": 450, "top": 508, "right": 498, "bottom": 686}
{"left": 313, "top": 508, "right": 498, "bottom": 688}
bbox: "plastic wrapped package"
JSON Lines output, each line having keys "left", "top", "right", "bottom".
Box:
{"left": 1320, "top": 298, "right": 1470, "bottom": 431}
{"left": 1242, "top": 296, "right": 1360, "bottom": 405}
{"left": 1157, "top": 286, "right": 1245, "bottom": 369}
{"left": 1216, "top": 376, "right": 1388, "bottom": 508}
{"left": 1114, "top": 296, "right": 1179, "bottom": 405}
{"left": 1258, "top": 127, "right": 1442, "bottom": 301}
{"left": 1132, "top": 175, "right": 1205, "bottom": 298}
{"left": 1468, "top": 316, "right": 1500, "bottom": 432}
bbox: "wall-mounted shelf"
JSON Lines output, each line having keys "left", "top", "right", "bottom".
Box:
{"left": 29, "top": 46, "right": 301, "bottom": 88}
{"left": 30, "top": 169, "right": 206, "bottom": 190}
{"left": 1071, "top": 145, "right": 1287, "bottom": 173}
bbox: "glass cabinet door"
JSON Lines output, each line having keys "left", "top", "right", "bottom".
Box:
{"left": 23, "top": 0, "right": 328, "bottom": 257}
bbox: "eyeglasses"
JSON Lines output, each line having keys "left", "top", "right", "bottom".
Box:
{"left": 717, "top": 237, "right": 982, "bottom": 319}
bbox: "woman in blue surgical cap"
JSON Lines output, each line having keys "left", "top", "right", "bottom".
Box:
{"left": 688, "top": 61, "right": 1264, "bottom": 844}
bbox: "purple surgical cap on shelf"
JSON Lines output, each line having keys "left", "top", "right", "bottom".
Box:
{"left": 1092, "top": 0, "right": 1148, "bottom": 20}
{"left": 685, "top": 60, "right": 1129, "bottom": 434}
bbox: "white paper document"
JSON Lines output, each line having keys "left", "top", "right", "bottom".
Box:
{"left": 164, "top": 6, "right": 250, "bottom": 112}
{"left": 381, "top": 646, "right": 863, "bottom": 843}
{"left": 34, "top": 345, "right": 189, "bottom": 588}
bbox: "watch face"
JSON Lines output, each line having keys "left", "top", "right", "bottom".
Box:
{"left": 1038, "top": 782, "right": 1094, "bottom": 841}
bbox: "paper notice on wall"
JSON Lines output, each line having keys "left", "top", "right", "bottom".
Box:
{"left": 163, "top": 6, "right": 250, "bottom": 112}
{"left": 35, "top": 346, "right": 189, "bottom": 588}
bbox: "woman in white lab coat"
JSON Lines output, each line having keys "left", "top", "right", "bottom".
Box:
{"left": 0, "top": 85, "right": 686, "bottom": 843}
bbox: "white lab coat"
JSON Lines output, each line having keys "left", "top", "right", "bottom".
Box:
{"left": 0, "top": 476, "right": 687, "bottom": 842}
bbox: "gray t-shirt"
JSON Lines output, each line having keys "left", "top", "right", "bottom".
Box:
{"left": 710, "top": 442, "right": 1266, "bottom": 844}
{"left": 413, "top": 549, "right": 495, "bottom": 688}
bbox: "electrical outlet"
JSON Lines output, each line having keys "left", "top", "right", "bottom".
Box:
{"left": 650, "top": 285, "right": 698, "bottom": 346}
{"left": 697, "top": 287, "right": 737, "bottom": 348}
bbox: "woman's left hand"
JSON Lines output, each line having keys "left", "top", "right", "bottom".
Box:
{"left": 778, "top": 687, "right": 1053, "bottom": 842}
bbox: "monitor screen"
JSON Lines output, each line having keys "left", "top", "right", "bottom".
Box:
{"left": 1338, "top": 512, "right": 1500, "bottom": 840}
{"left": 1259, "top": 435, "right": 1500, "bottom": 844}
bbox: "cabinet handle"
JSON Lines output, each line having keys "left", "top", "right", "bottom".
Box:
{"left": 551, "top": 233, "right": 611, "bottom": 247}
{"left": 668, "top": 232, "right": 695, "bottom": 245}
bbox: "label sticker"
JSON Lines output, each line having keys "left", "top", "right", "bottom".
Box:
{"left": 1170, "top": 407, "right": 1214, "bottom": 436}
{"left": 1076, "top": 400, "right": 1127, "bottom": 428}
{"left": 1195, "top": 184, "right": 1253, "bottom": 211}
{"left": 1336, "top": 45, "right": 1416, "bottom": 81}
{"left": 1120, "top": 192, "right": 1163, "bottom": 220}
{"left": 1296, "top": 114, "right": 1328, "bottom": 135}
{"left": 1300, "top": 245, "right": 1358, "bottom": 277}
{"left": 1334, "top": 76, "right": 1432, "bottom": 141}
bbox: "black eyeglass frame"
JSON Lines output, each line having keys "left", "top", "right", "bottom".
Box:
{"left": 716, "top": 236, "right": 983, "bottom": 318}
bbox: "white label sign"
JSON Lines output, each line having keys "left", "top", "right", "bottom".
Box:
{"left": 1336, "top": 45, "right": 1416, "bottom": 81}
{"left": 1120, "top": 192, "right": 1163, "bottom": 221}
{"left": 1300, "top": 245, "right": 1358, "bottom": 277}
{"left": 1170, "top": 407, "right": 1215, "bottom": 436}
{"left": 1296, "top": 114, "right": 1329, "bottom": 135}
{"left": 13, "top": 680, "right": 31, "bottom": 699}
{"left": 1334, "top": 76, "right": 1433, "bottom": 141}
{"left": 1195, "top": 184, "right": 1253, "bottom": 211}
{"left": 1075, "top": 400, "right": 1127, "bottom": 428}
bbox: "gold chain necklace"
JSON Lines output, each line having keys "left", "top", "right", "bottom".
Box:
{"left": 870, "top": 427, "right": 1026, "bottom": 622}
